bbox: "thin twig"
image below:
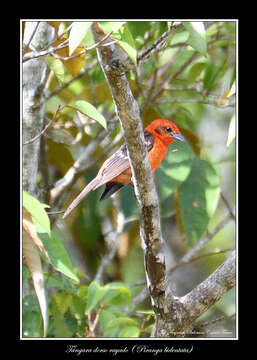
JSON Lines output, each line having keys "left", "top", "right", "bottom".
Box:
{"left": 197, "top": 313, "right": 235, "bottom": 329}
{"left": 169, "top": 247, "right": 235, "bottom": 274}
{"left": 23, "top": 29, "right": 113, "bottom": 63}
{"left": 221, "top": 192, "right": 236, "bottom": 220}
{"left": 151, "top": 51, "right": 199, "bottom": 104}
{"left": 22, "top": 21, "right": 41, "bottom": 56}
{"left": 23, "top": 105, "right": 61, "bottom": 145}
{"left": 177, "top": 212, "right": 234, "bottom": 266}
{"left": 50, "top": 116, "right": 119, "bottom": 207}
{"left": 46, "top": 23, "right": 73, "bottom": 49}
{"left": 137, "top": 23, "right": 182, "bottom": 67}
{"left": 86, "top": 300, "right": 104, "bottom": 337}
{"left": 155, "top": 96, "right": 235, "bottom": 108}
{"left": 94, "top": 195, "right": 125, "bottom": 282}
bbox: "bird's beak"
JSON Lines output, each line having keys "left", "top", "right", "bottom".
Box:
{"left": 173, "top": 132, "right": 186, "bottom": 142}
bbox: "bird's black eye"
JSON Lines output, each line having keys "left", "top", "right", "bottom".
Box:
{"left": 165, "top": 126, "right": 173, "bottom": 133}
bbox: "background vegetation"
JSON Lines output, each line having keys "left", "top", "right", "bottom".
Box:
{"left": 22, "top": 21, "right": 236, "bottom": 338}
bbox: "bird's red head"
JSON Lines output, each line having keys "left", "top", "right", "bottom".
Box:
{"left": 145, "top": 119, "right": 185, "bottom": 146}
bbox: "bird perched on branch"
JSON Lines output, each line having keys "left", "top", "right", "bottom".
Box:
{"left": 63, "top": 119, "right": 185, "bottom": 219}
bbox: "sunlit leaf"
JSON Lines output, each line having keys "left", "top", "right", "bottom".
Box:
{"left": 23, "top": 191, "right": 50, "bottom": 234}
{"left": 99, "top": 21, "right": 126, "bottom": 33}
{"left": 22, "top": 210, "right": 48, "bottom": 337}
{"left": 22, "top": 207, "right": 50, "bottom": 261}
{"left": 48, "top": 38, "right": 86, "bottom": 77}
{"left": 183, "top": 21, "right": 207, "bottom": 57}
{"left": 69, "top": 100, "right": 107, "bottom": 129}
{"left": 23, "top": 192, "right": 79, "bottom": 283}
{"left": 45, "top": 57, "right": 65, "bottom": 83}
{"left": 69, "top": 21, "right": 92, "bottom": 56}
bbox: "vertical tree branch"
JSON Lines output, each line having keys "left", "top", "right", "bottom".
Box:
{"left": 91, "top": 22, "right": 170, "bottom": 319}
{"left": 22, "top": 22, "right": 55, "bottom": 196}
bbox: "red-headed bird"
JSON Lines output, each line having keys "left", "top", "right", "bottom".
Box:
{"left": 63, "top": 119, "right": 185, "bottom": 219}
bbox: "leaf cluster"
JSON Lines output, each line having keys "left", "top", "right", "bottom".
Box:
{"left": 22, "top": 21, "right": 236, "bottom": 338}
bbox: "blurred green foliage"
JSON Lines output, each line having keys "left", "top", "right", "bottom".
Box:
{"left": 22, "top": 20, "right": 236, "bottom": 338}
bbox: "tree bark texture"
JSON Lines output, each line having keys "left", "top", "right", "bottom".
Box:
{"left": 91, "top": 22, "right": 170, "bottom": 319}
{"left": 22, "top": 22, "right": 54, "bottom": 195}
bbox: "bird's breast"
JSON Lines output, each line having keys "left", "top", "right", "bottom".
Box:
{"left": 148, "top": 138, "right": 168, "bottom": 172}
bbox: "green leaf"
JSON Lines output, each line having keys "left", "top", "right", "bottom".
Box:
{"left": 51, "top": 300, "right": 73, "bottom": 337}
{"left": 226, "top": 110, "right": 236, "bottom": 147}
{"left": 22, "top": 294, "right": 43, "bottom": 337}
{"left": 69, "top": 100, "right": 107, "bottom": 129}
{"left": 203, "top": 62, "right": 219, "bottom": 90}
{"left": 44, "top": 57, "right": 65, "bottom": 82}
{"left": 86, "top": 281, "right": 107, "bottom": 314}
{"left": 23, "top": 191, "right": 50, "bottom": 234}
{"left": 157, "top": 141, "right": 195, "bottom": 202}
{"left": 99, "top": 21, "right": 126, "bottom": 33}
{"left": 188, "top": 61, "right": 207, "bottom": 83}
{"left": 119, "top": 325, "right": 140, "bottom": 337}
{"left": 136, "top": 310, "right": 155, "bottom": 316}
{"left": 106, "top": 316, "right": 138, "bottom": 331}
{"left": 127, "top": 22, "right": 150, "bottom": 39}
{"left": 23, "top": 228, "right": 48, "bottom": 337}
{"left": 99, "top": 310, "right": 118, "bottom": 337}
{"left": 39, "top": 231, "right": 79, "bottom": 283}
{"left": 177, "top": 157, "right": 220, "bottom": 244}
{"left": 103, "top": 282, "right": 132, "bottom": 308}
{"left": 54, "top": 292, "right": 73, "bottom": 315}
{"left": 118, "top": 24, "right": 137, "bottom": 64}
{"left": 172, "top": 49, "right": 195, "bottom": 74}
{"left": 183, "top": 21, "right": 207, "bottom": 57}
{"left": 69, "top": 295, "right": 86, "bottom": 320}
{"left": 69, "top": 21, "right": 92, "bottom": 56}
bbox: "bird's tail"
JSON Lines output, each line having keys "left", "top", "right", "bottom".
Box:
{"left": 62, "top": 176, "right": 102, "bottom": 219}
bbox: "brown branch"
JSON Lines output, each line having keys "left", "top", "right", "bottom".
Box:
{"left": 91, "top": 21, "right": 169, "bottom": 317}
{"left": 137, "top": 23, "right": 182, "bottom": 67}
{"left": 22, "top": 27, "right": 113, "bottom": 63}
{"left": 152, "top": 251, "right": 236, "bottom": 337}
{"left": 179, "top": 251, "right": 236, "bottom": 331}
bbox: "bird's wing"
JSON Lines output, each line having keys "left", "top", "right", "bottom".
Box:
{"left": 62, "top": 130, "right": 154, "bottom": 218}
{"left": 98, "top": 143, "right": 130, "bottom": 182}
{"left": 98, "top": 130, "right": 154, "bottom": 183}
